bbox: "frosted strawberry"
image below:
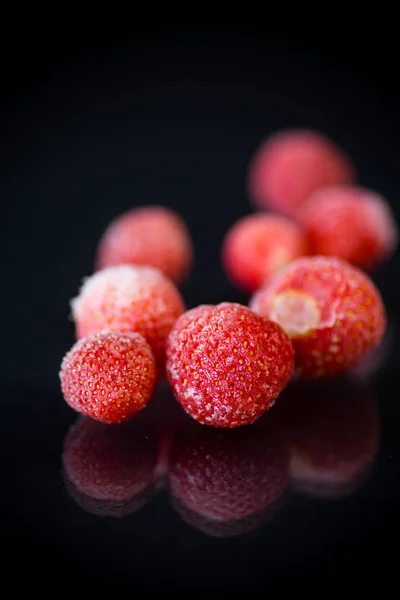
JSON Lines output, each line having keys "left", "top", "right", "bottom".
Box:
{"left": 250, "top": 256, "right": 386, "bottom": 379}
{"left": 71, "top": 265, "right": 185, "bottom": 367}
{"left": 298, "top": 186, "right": 398, "bottom": 270}
{"left": 222, "top": 213, "right": 309, "bottom": 293}
{"left": 96, "top": 205, "right": 193, "bottom": 284}
{"left": 247, "top": 129, "right": 355, "bottom": 215}
{"left": 166, "top": 303, "right": 294, "bottom": 427}
{"left": 60, "top": 331, "right": 156, "bottom": 423}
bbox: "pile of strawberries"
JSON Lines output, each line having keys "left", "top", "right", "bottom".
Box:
{"left": 60, "top": 128, "right": 396, "bottom": 428}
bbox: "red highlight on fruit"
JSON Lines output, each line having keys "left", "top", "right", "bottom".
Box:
{"left": 250, "top": 256, "right": 386, "bottom": 379}
{"left": 60, "top": 331, "right": 156, "bottom": 423}
{"left": 169, "top": 415, "right": 289, "bottom": 535}
{"left": 297, "top": 186, "right": 398, "bottom": 271}
{"left": 248, "top": 129, "right": 355, "bottom": 215}
{"left": 222, "top": 213, "right": 309, "bottom": 293}
{"left": 63, "top": 415, "right": 158, "bottom": 517}
{"left": 71, "top": 265, "right": 185, "bottom": 367}
{"left": 166, "top": 302, "right": 294, "bottom": 427}
{"left": 96, "top": 205, "right": 193, "bottom": 284}
{"left": 276, "top": 379, "right": 379, "bottom": 499}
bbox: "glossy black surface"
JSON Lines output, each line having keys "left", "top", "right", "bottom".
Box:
{"left": 3, "top": 27, "right": 400, "bottom": 591}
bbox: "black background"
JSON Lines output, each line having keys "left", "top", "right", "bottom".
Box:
{"left": 2, "top": 19, "right": 400, "bottom": 592}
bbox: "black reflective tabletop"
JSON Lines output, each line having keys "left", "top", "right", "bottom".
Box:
{"left": 3, "top": 26, "right": 400, "bottom": 592}
{"left": 3, "top": 322, "right": 400, "bottom": 591}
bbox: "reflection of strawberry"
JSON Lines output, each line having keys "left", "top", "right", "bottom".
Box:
{"left": 171, "top": 494, "right": 281, "bottom": 538}
{"left": 276, "top": 379, "right": 379, "bottom": 499}
{"left": 64, "top": 474, "right": 155, "bottom": 518}
{"left": 62, "top": 414, "right": 158, "bottom": 517}
{"left": 169, "top": 415, "right": 289, "bottom": 526}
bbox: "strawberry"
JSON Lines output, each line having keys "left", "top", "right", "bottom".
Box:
{"left": 251, "top": 256, "right": 386, "bottom": 379}
{"left": 222, "top": 213, "right": 309, "bottom": 293}
{"left": 96, "top": 205, "right": 193, "bottom": 284}
{"left": 71, "top": 265, "right": 185, "bottom": 368}
{"left": 60, "top": 330, "right": 156, "bottom": 423}
{"left": 166, "top": 302, "right": 294, "bottom": 427}
{"left": 298, "top": 186, "right": 398, "bottom": 270}
{"left": 248, "top": 129, "right": 354, "bottom": 215}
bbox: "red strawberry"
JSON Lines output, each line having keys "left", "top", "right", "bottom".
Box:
{"left": 247, "top": 129, "right": 355, "bottom": 215}
{"left": 96, "top": 205, "right": 193, "bottom": 284}
{"left": 60, "top": 331, "right": 156, "bottom": 423}
{"left": 166, "top": 303, "right": 294, "bottom": 427}
{"left": 251, "top": 256, "right": 386, "bottom": 379}
{"left": 298, "top": 186, "right": 398, "bottom": 270}
{"left": 71, "top": 265, "right": 185, "bottom": 368}
{"left": 222, "top": 213, "right": 309, "bottom": 293}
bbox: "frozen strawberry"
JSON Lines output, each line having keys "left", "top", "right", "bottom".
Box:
{"left": 166, "top": 303, "right": 294, "bottom": 427}
{"left": 60, "top": 331, "right": 156, "bottom": 423}
{"left": 298, "top": 186, "right": 398, "bottom": 270}
{"left": 63, "top": 415, "right": 158, "bottom": 516}
{"left": 71, "top": 265, "right": 185, "bottom": 367}
{"left": 247, "top": 129, "right": 355, "bottom": 215}
{"left": 250, "top": 256, "right": 386, "bottom": 379}
{"left": 96, "top": 205, "right": 194, "bottom": 284}
{"left": 222, "top": 213, "right": 309, "bottom": 293}
{"left": 276, "top": 379, "right": 379, "bottom": 499}
{"left": 169, "top": 416, "right": 289, "bottom": 526}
